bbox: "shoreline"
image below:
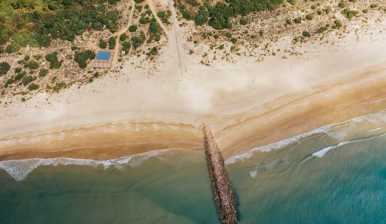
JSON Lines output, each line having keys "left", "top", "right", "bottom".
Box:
{"left": 1, "top": 17, "right": 386, "bottom": 161}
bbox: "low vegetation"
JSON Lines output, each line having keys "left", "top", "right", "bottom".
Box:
{"left": 0, "top": 62, "right": 10, "bottom": 75}
{"left": 74, "top": 50, "right": 96, "bottom": 69}
{"left": 0, "top": 0, "right": 122, "bottom": 51}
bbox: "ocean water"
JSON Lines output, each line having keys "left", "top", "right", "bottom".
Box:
{"left": 2, "top": 111, "right": 386, "bottom": 223}
{"left": 228, "top": 129, "right": 386, "bottom": 224}
{"left": 0, "top": 150, "right": 218, "bottom": 224}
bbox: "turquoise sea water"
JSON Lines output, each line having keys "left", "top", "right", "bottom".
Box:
{"left": 228, "top": 133, "right": 386, "bottom": 224}
{"left": 1, "top": 118, "right": 386, "bottom": 223}
{"left": 0, "top": 151, "right": 217, "bottom": 224}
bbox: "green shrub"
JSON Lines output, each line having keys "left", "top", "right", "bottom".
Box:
{"left": 0, "top": 62, "right": 11, "bottom": 75}
{"left": 22, "top": 75, "right": 36, "bottom": 86}
{"left": 39, "top": 69, "right": 49, "bottom": 77}
{"left": 129, "top": 25, "right": 138, "bottom": 32}
{"left": 149, "top": 19, "right": 159, "bottom": 34}
{"left": 131, "top": 33, "right": 145, "bottom": 49}
{"left": 74, "top": 50, "right": 95, "bottom": 69}
{"left": 122, "top": 41, "right": 131, "bottom": 54}
{"left": 108, "top": 37, "right": 116, "bottom": 49}
{"left": 294, "top": 17, "right": 302, "bottom": 24}
{"left": 333, "top": 19, "right": 343, "bottom": 29}
{"left": 195, "top": 7, "right": 209, "bottom": 26}
{"left": 45, "top": 52, "right": 62, "bottom": 69}
{"left": 305, "top": 14, "right": 314, "bottom": 20}
{"left": 239, "top": 17, "right": 248, "bottom": 25}
{"left": 25, "top": 60, "right": 39, "bottom": 70}
{"left": 302, "top": 31, "right": 311, "bottom": 38}
{"left": 341, "top": 8, "right": 359, "bottom": 20}
{"left": 14, "top": 71, "right": 26, "bottom": 81}
{"left": 120, "top": 34, "right": 128, "bottom": 42}
{"left": 157, "top": 10, "right": 172, "bottom": 24}
{"left": 0, "top": 0, "right": 122, "bottom": 50}
{"left": 99, "top": 39, "right": 107, "bottom": 49}
{"left": 179, "top": 5, "right": 192, "bottom": 20}
{"left": 53, "top": 82, "right": 67, "bottom": 92}
{"left": 28, "top": 83, "right": 39, "bottom": 91}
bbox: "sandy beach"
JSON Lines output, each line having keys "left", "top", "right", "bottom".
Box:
{"left": 1, "top": 17, "right": 386, "bottom": 160}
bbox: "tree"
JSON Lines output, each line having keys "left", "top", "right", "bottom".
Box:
{"left": 99, "top": 39, "right": 107, "bottom": 49}
{"left": 74, "top": 50, "right": 95, "bottom": 69}
{"left": 195, "top": 7, "right": 209, "bottom": 26}
{"left": 108, "top": 36, "right": 116, "bottom": 49}
{"left": 131, "top": 33, "right": 145, "bottom": 49}
{"left": 122, "top": 41, "right": 131, "bottom": 54}
{"left": 0, "top": 62, "right": 11, "bottom": 75}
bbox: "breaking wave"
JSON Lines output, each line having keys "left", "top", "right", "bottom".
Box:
{"left": 0, "top": 149, "right": 172, "bottom": 182}
{"left": 226, "top": 110, "right": 386, "bottom": 165}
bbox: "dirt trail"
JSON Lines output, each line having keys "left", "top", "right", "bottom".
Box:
{"left": 112, "top": 0, "right": 136, "bottom": 67}
{"left": 146, "top": 0, "right": 169, "bottom": 39}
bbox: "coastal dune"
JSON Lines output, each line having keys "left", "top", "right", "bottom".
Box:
{"left": 1, "top": 19, "right": 386, "bottom": 161}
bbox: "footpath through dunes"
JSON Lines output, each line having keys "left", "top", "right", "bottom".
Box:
{"left": 203, "top": 124, "right": 238, "bottom": 224}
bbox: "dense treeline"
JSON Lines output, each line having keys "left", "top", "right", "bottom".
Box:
{"left": 181, "top": 0, "right": 284, "bottom": 29}
{"left": 0, "top": 0, "right": 121, "bottom": 52}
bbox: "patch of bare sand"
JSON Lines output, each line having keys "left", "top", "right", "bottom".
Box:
{"left": 0, "top": 18, "right": 386, "bottom": 160}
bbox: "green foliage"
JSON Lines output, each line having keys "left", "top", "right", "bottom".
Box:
{"left": 147, "top": 47, "right": 158, "bottom": 56}
{"left": 287, "top": 0, "right": 296, "bottom": 5}
{"left": 128, "top": 25, "right": 138, "bottom": 32}
{"left": 333, "top": 19, "right": 343, "bottom": 29}
{"left": 131, "top": 33, "right": 145, "bottom": 49}
{"left": 179, "top": 5, "right": 192, "bottom": 20}
{"left": 139, "top": 14, "right": 151, "bottom": 24}
{"left": 194, "top": 7, "right": 209, "bottom": 26}
{"left": 22, "top": 75, "right": 36, "bottom": 86}
{"left": 305, "top": 14, "right": 314, "bottom": 20}
{"left": 14, "top": 70, "right": 26, "bottom": 81}
{"left": 45, "top": 52, "right": 62, "bottom": 69}
{"left": 302, "top": 31, "right": 311, "bottom": 38}
{"left": 157, "top": 10, "right": 172, "bottom": 24}
{"left": 74, "top": 50, "right": 95, "bottom": 69}
{"left": 108, "top": 36, "right": 116, "bottom": 49}
{"left": 39, "top": 69, "right": 49, "bottom": 77}
{"left": 239, "top": 17, "right": 248, "bottom": 25}
{"left": 0, "top": 0, "right": 122, "bottom": 50}
{"left": 120, "top": 33, "right": 128, "bottom": 42}
{"left": 149, "top": 18, "right": 159, "bottom": 34}
{"left": 53, "top": 82, "right": 67, "bottom": 92}
{"left": 341, "top": 8, "right": 359, "bottom": 20}
{"left": 28, "top": 83, "right": 39, "bottom": 91}
{"left": 185, "top": 0, "right": 285, "bottom": 29}
{"left": 0, "top": 62, "right": 10, "bottom": 75}
{"left": 99, "top": 39, "right": 107, "bottom": 49}
{"left": 122, "top": 41, "right": 131, "bottom": 54}
{"left": 25, "top": 60, "right": 39, "bottom": 70}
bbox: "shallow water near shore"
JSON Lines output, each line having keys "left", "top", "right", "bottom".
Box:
{"left": 0, "top": 150, "right": 218, "bottom": 224}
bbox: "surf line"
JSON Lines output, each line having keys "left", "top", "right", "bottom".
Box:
{"left": 203, "top": 124, "right": 238, "bottom": 224}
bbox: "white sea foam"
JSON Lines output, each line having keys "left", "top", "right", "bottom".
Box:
{"left": 312, "top": 134, "right": 386, "bottom": 158}
{"left": 0, "top": 149, "right": 172, "bottom": 182}
{"left": 226, "top": 110, "right": 386, "bottom": 165}
{"left": 225, "top": 126, "right": 331, "bottom": 164}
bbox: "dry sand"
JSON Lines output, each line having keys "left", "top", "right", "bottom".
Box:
{"left": 1, "top": 18, "right": 386, "bottom": 160}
